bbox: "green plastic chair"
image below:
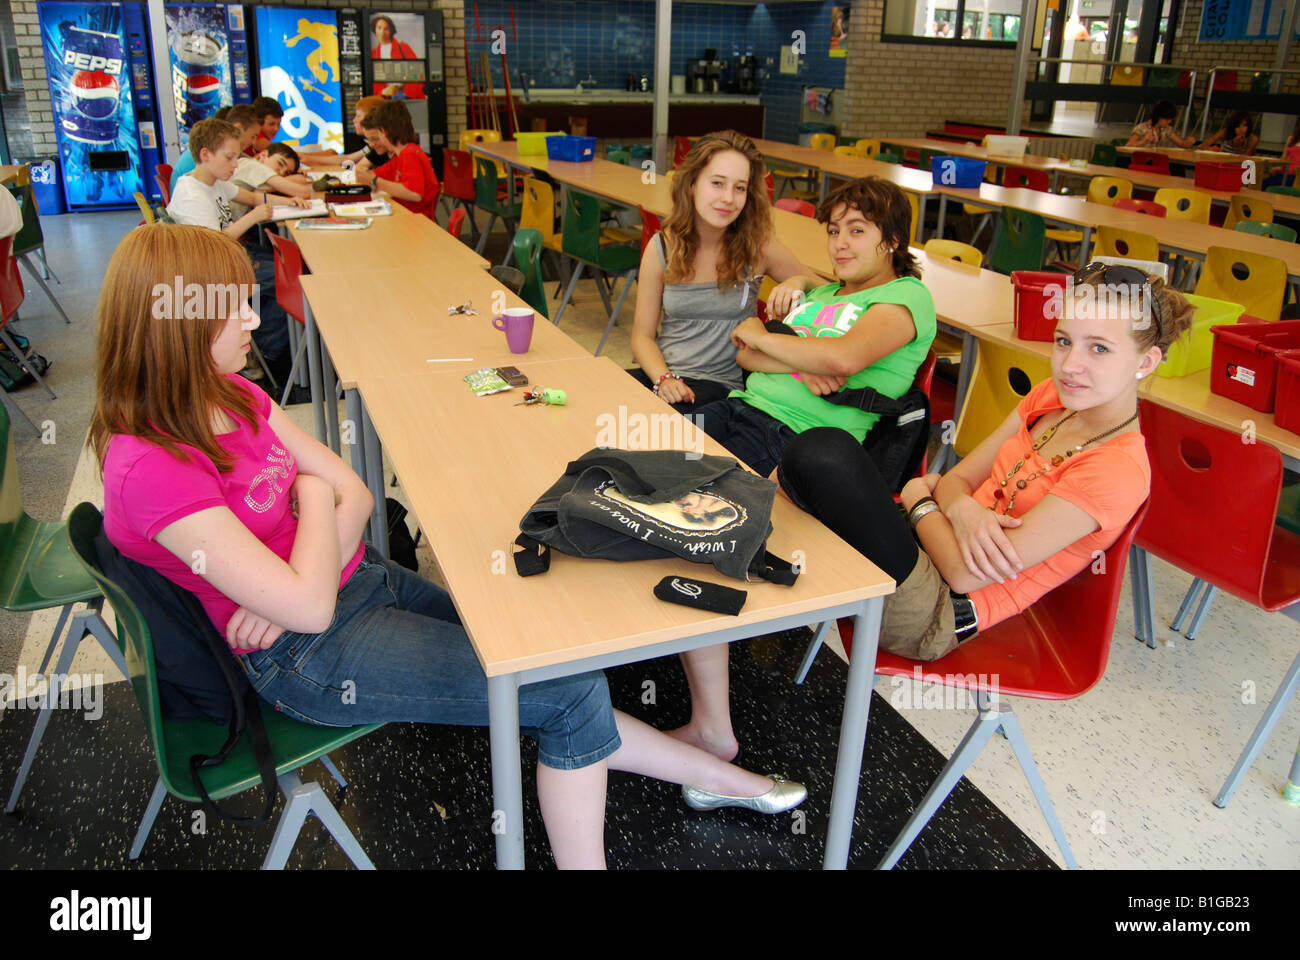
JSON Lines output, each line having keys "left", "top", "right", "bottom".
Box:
{"left": 1234, "top": 220, "right": 1298, "bottom": 243}
{"left": 1265, "top": 185, "right": 1300, "bottom": 197}
{"left": 63, "top": 502, "right": 384, "bottom": 868}
{"left": 512, "top": 228, "right": 549, "bottom": 320}
{"left": 989, "top": 206, "right": 1048, "bottom": 275}
{"left": 1090, "top": 142, "right": 1119, "bottom": 166}
{"left": 554, "top": 188, "right": 640, "bottom": 354}
{"left": 472, "top": 158, "right": 523, "bottom": 261}
{"left": 6, "top": 183, "right": 69, "bottom": 324}
{"left": 2, "top": 399, "right": 117, "bottom": 815}
{"left": 876, "top": 151, "right": 903, "bottom": 165}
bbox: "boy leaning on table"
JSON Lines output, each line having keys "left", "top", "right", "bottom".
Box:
{"left": 170, "top": 103, "right": 261, "bottom": 192}
{"left": 165, "top": 117, "right": 312, "bottom": 397}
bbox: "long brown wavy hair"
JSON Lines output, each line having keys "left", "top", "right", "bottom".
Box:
{"left": 663, "top": 130, "right": 772, "bottom": 290}
{"left": 90, "top": 225, "right": 260, "bottom": 474}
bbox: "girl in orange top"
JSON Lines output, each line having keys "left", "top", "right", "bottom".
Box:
{"left": 354, "top": 100, "right": 439, "bottom": 219}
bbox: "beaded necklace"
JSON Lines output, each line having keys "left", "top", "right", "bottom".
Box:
{"left": 994, "top": 406, "right": 1140, "bottom": 514}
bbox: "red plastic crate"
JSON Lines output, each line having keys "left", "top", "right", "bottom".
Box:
{"left": 1209, "top": 318, "right": 1300, "bottom": 412}
{"left": 1010, "top": 270, "right": 1067, "bottom": 342}
{"left": 1275, "top": 351, "right": 1300, "bottom": 434}
{"left": 1194, "top": 161, "right": 1246, "bottom": 192}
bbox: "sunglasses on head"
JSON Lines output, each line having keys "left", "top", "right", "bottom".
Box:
{"left": 1071, "top": 261, "right": 1161, "bottom": 329}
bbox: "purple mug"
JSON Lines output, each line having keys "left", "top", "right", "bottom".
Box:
{"left": 492, "top": 308, "right": 534, "bottom": 353}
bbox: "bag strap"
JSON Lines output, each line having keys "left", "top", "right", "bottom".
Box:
{"left": 513, "top": 533, "right": 551, "bottom": 577}
{"left": 182, "top": 588, "right": 277, "bottom": 826}
{"left": 820, "top": 384, "right": 910, "bottom": 417}
{"left": 749, "top": 550, "right": 799, "bottom": 586}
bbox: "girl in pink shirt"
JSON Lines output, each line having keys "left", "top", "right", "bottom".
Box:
{"left": 90, "top": 225, "right": 805, "bottom": 869}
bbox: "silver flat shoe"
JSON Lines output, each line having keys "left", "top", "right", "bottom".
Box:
{"left": 682, "top": 774, "right": 807, "bottom": 814}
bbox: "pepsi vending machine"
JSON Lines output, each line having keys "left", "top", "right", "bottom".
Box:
{"left": 252, "top": 6, "right": 345, "bottom": 154}
{"left": 37, "top": 1, "right": 164, "bottom": 209}
{"left": 163, "top": 3, "right": 254, "bottom": 153}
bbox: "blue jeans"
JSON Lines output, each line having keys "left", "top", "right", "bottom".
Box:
{"left": 693, "top": 397, "right": 797, "bottom": 478}
{"left": 242, "top": 549, "right": 622, "bottom": 770}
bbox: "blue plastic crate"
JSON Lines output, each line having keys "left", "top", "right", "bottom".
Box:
{"left": 930, "top": 155, "right": 986, "bottom": 189}
{"left": 546, "top": 135, "right": 597, "bottom": 162}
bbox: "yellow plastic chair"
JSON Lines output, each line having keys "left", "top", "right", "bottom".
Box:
{"left": 904, "top": 192, "right": 919, "bottom": 244}
{"left": 460, "top": 128, "right": 506, "bottom": 178}
{"left": 1095, "top": 225, "right": 1160, "bottom": 261}
{"left": 923, "top": 238, "right": 982, "bottom": 266}
{"left": 1153, "top": 187, "right": 1212, "bottom": 224}
{"left": 853, "top": 138, "right": 881, "bottom": 159}
{"left": 133, "top": 192, "right": 156, "bottom": 225}
{"left": 1110, "top": 65, "right": 1145, "bottom": 85}
{"left": 1224, "top": 194, "right": 1273, "bottom": 230}
{"left": 1087, "top": 176, "right": 1133, "bottom": 206}
{"left": 809, "top": 133, "right": 836, "bottom": 152}
{"left": 1195, "top": 246, "right": 1288, "bottom": 323}
{"left": 833, "top": 145, "right": 857, "bottom": 158}
{"left": 520, "top": 176, "right": 563, "bottom": 254}
{"left": 953, "top": 339, "right": 1053, "bottom": 459}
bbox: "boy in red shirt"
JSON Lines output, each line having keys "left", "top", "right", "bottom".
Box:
{"left": 354, "top": 100, "right": 439, "bottom": 219}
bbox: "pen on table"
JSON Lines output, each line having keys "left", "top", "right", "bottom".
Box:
{"left": 427, "top": 358, "right": 475, "bottom": 362}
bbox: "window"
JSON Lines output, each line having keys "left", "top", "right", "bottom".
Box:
{"left": 883, "top": 0, "right": 1021, "bottom": 44}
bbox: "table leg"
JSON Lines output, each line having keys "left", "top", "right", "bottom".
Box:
{"left": 488, "top": 673, "right": 526, "bottom": 869}
{"left": 819, "top": 167, "right": 830, "bottom": 204}
{"left": 303, "top": 300, "right": 326, "bottom": 443}
{"left": 321, "top": 341, "right": 341, "bottom": 455}
{"left": 1050, "top": 169, "right": 1061, "bottom": 193}
{"left": 953, "top": 330, "right": 977, "bottom": 420}
{"left": 1078, "top": 225, "right": 1092, "bottom": 265}
{"left": 360, "top": 402, "right": 389, "bottom": 557}
{"left": 823, "top": 595, "right": 884, "bottom": 869}
{"left": 344, "top": 388, "right": 371, "bottom": 540}
{"left": 934, "top": 194, "right": 947, "bottom": 242}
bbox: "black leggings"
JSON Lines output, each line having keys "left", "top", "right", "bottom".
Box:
{"left": 626, "top": 368, "right": 736, "bottom": 416}
{"left": 777, "top": 427, "right": 920, "bottom": 584}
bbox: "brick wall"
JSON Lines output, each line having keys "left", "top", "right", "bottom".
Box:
{"left": 14, "top": 0, "right": 467, "bottom": 154}
{"left": 1168, "top": 0, "right": 1299, "bottom": 96}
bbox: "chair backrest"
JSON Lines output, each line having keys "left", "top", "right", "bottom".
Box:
{"left": 809, "top": 133, "right": 836, "bottom": 152}
{"left": 265, "top": 231, "right": 306, "bottom": 326}
{"left": 447, "top": 206, "right": 466, "bottom": 241}
{"left": 0, "top": 235, "right": 24, "bottom": 323}
{"left": 441, "top": 149, "right": 476, "bottom": 202}
{"left": 1095, "top": 225, "right": 1160, "bottom": 261}
{"left": 854, "top": 138, "right": 881, "bottom": 159}
{"left": 764, "top": 170, "right": 774, "bottom": 202}
{"left": 1225, "top": 194, "right": 1272, "bottom": 229}
{"left": 1131, "top": 151, "right": 1171, "bottom": 175}
{"left": 7, "top": 183, "right": 44, "bottom": 257}
{"left": 673, "top": 136, "right": 692, "bottom": 168}
{"left": 774, "top": 198, "right": 816, "bottom": 217}
{"left": 0, "top": 398, "right": 25, "bottom": 558}
{"left": 562, "top": 188, "right": 604, "bottom": 263}
{"left": 911, "top": 348, "right": 937, "bottom": 476}
{"left": 832, "top": 145, "right": 857, "bottom": 159}
{"left": 1113, "top": 197, "right": 1166, "bottom": 217}
{"left": 133, "top": 191, "right": 156, "bottom": 224}
{"left": 155, "top": 163, "right": 173, "bottom": 205}
{"left": 637, "top": 205, "right": 662, "bottom": 256}
{"left": 459, "top": 128, "right": 500, "bottom": 151}
{"left": 473, "top": 157, "right": 504, "bottom": 208}
{"left": 876, "top": 151, "right": 902, "bottom": 165}
{"left": 1001, "top": 165, "right": 1049, "bottom": 193}
{"left": 1153, "top": 187, "right": 1211, "bottom": 224}
{"left": 952, "top": 338, "right": 1052, "bottom": 458}
{"left": 905, "top": 191, "right": 919, "bottom": 244}
{"left": 1195, "top": 245, "right": 1287, "bottom": 322}
{"left": 1234, "top": 220, "right": 1297, "bottom": 242}
{"left": 606, "top": 148, "right": 630, "bottom": 166}
{"left": 1265, "top": 185, "right": 1300, "bottom": 197}
{"left": 511, "top": 227, "right": 549, "bottom": 320}
{"left": 989, "top": 206, "right": 1046, "bottom": 274}
{"left": 923, "top": 237, "right": 982, "bottom": 266}
{"left": 568, "top": 116, "right": 588, "bottom": 137}
{"left": 1136, "top": 400, "right": 1281, "bottom": 607}
{"left": 1090, "top": 142, "right": 1119, "bottom": 166}
{"left": 1087, "top": 175, "right": 1133, "bottom": 205}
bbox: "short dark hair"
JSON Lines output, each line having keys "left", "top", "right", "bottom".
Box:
{"left": 213, "top": 105, "right": 231, "bottom": 121}
{"left": 226, "top": 103, "right": 259, "bottom": 130}
{"left": 1151, "top": 100, "right": 1178, "bottom": 122}
{"left": 816, "top": 177, "right": 920, "bottom": 280}
{"left": 371, "top": 14, "right": 396, "bottom": 36}
{"left": 361, "top": 100, "right": 415, "bottom": 146}
{"left": 265, "top": 141, "right": 300, "bottom": 174}
{"left": 1222, "top": 110, "right": 1252, "bottom": 136}
{"left": 188, "top": 118, "right": 239, "bottom": 161}
{"left": 251, "top": 96, "right": 283, "bottom": 121}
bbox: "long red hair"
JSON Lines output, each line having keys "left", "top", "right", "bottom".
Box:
{"left": 90, "top": 224, "right": 260, "bottom": 474}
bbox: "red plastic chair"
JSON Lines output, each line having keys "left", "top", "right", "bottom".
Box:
{"left": 774, "top": 198, "right": 816, "bottom": 217}
{"left": 441, "top": 149, "right": 479, "bottom": 241}
{"left": 765, "top": 170, "right": 775, "bottom": 203}
{"left": 1130, "top": 151, "right": 1171, "bottom": 175}
{"left": 155, "top": 163, "right": 173, "bottom": 205}
{"left": 673, "top": 136, "right": 692, "bottom": 168}
{"left": 1001, "top": 166, "right": 1050, "bottom": 193}
{"left": 815, "top": 499, "right": 1148, "bottom": 868}
{"left": 264, "top": 232, "right": 308, "bottom": 406}
{"left": 447, "top": 207, "right": 466, "bottom": 241}
{"left": 637, "top": 205, "right": 661, "bottom": 256}
{"left": 0, "top": 236, "right": 54, "bottom": 400}
{"left": 1127, "top": 401, "right": 1300, "bottom": 807}
{"left": 1114, "top": 198, "right": 1167, "bottom": 217}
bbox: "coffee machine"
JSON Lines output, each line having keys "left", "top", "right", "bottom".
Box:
{"left": 687, "top": 49, "right": 726, "bottom": 93}
{"left": 735, "top": 55, "right": 759, "bottom": 94}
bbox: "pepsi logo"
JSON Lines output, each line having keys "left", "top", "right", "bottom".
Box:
{"left": 70, "top": 70, "right": 120, "bottom": 120}
{"left": 63, "top": 50, "right": 123, "bottom": 74}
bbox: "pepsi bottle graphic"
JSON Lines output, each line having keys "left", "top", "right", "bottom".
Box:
{"left": 176, "top": 29, "right": 224, "bottom": 126}
{"left": 59, "top": 25, "right": 124, "bottom": 146}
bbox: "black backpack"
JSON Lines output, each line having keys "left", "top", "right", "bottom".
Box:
{"left": 91, "top": 524, "right": 276, "bottom": 825}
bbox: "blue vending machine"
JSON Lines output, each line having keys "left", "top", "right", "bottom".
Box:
{"left": 252, "top": 6, "right": 344, "bottom": 154}
{"left": 37, "top": 1, "right": 164, "bottom": 209}
{"left": 164, "top": 4, "right": 254, "bottom": 154}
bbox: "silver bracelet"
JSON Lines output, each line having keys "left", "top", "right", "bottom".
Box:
{"left": 908, "top": 498, "right": 941, "bottom": 529}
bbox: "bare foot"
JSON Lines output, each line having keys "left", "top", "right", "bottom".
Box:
{"left": 666, "top": 724, "right": 740, "bottom": 763}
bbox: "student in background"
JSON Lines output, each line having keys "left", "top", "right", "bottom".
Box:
{"left": 295, "top": 95, "right": 389, "bottom": 172}
{"left": 629, "top": 130, "right": 814, "bottom": 415}
{"left": 1127, "top": 100, "right": 1197, "bottom": 149}
{"left": 1202, "top": 110, "right": 1259, "bottom": 155}
{"left": 1266, "top": 119, "right": 1300, "bottom": 186}
{"left": 249, "top": 96, "right": 284, "bottom": 154}
{"left": 353, "top": 100, "right": 439, "bottom": 219}
{"left": 229, "top": 143, "right": 312, "bottom": 223}
{"left": 172, "top": 103, "right": 260, "bottom": 191}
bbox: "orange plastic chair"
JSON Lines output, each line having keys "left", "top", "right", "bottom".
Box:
{"left": 265, "top": 232, "right": 309, "bottom": 407}
{"left": 637, "top": 205, "right": 662, "bottom": 256}
{"left": 674, "top": 136, "right": 692, "bottom": 168}
{"left": 155, "top": 163, "right": 173, "bottom": 205}
{"left": 447, "top": 207, "right": 466, "bottom": 241}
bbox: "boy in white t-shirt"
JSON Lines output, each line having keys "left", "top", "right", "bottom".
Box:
{"left": 166, "top": 118, "right": 311, "bottom": 395}
{"left": 230, "top": 143, "right": 311, "bottom": 221}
